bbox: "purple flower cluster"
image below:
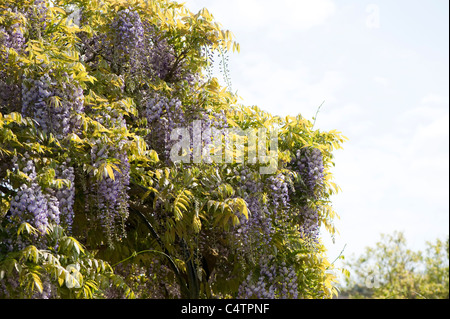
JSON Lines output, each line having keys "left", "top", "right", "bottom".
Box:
{"left": 0, "top": 22, "right": 25, "bottom": 53}
{"left": 31, "top": 276, "right": 57, "bottom": 299}
{"left": 111, "top": 8, "right": 144, "bottom": 71}
{"left": 235, "top": 194, "right": 273, "bottom": 248}
{"left": 142, "top": 92, "right": 185, "bottom": 161}
{"left": 232, "top": 167, "right": 273, "bottom": 250}
{"left": 238, "top": 256, "right": 298, "bottom": 299}
{"left": 28, "top": 0, "right": 48, "bottom": 39}
{"left": 266, "top": 173, "right": 290, "bottom": 210}
{"left": 9, "top": 158, "right": 60, "bottom": 235}
{"left": 47, "top": 160, "right": 76, "bottom": 232}
{"left": 107, "top": 9, "right": 195, "bottom": 83}
{"left": 0, "top": 277, "right": 19, "bottom": 299}
{"left": 0, "top": 20, "right": 25, "bottom": 113}
{"left": 10, "top": 183, "right": 51, "bottom": 233}
{"left": 144, "top": 93, "right": 184, "bottom": 126}
{"left": 0, "top": 270, "right": 56, "bottom": 299}
{"left": 21, "top": 72, "right": 84, "bottom": 138}
{"left": 88, "top": 142, "right": 130, "bottom": 243}
{"left": 146, "top": 30, "right": 176, "bottom": 81}
{"left": 296, "top": 206, "right": 319, "bottom": 241}
{"left": 292, "top": 147, "right": 324, "bottom": 197}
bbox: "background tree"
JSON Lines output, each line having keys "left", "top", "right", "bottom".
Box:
{"left": 340, "top": 231, "right": 449, "bottom": 299}
{"left": 0, "top": 0, "right": 346, "bottom": 299}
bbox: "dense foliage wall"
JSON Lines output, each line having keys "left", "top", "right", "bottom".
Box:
{"left": 0, "top": 0, "right": 346, "bottom": 299}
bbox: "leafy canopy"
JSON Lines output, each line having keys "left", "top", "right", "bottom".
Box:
{"left": 0, "top": 0, "right": 346, "bottom": 299}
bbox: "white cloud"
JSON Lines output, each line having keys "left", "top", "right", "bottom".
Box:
{"left": 230, "top": 52, "right": 345, "bottom": 118}
{"left": 325, "top": 90, "right": 450, "bottom": 260}
{"left": 185, "top": 0, "right": 336, "bottom": 33}
{"left": 421, "top": 93, "right": 449, "bottom": 105}
{"left": 373, "top": 76, "right": 390, "bottom": 86}
{"left": 269, "top": 0, "right": 336, "bottom": 30}
{"left": 411, "top": 113, "right": 449, "bottom": 145}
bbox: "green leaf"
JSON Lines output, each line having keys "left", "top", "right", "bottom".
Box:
{"left": 31, "top": 272, "right": 43, "bottom": 294}
{"left": 17, "top": 222, "right": 38, "bottom": 236}
{"left": 104, "top": 163, "right": 115, "bottom": 180}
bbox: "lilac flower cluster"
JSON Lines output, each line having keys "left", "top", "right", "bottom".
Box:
{"left": 146, "top": 29, "right": 176, "bottom": 81}
{"left": 292, "top": 147, "right": 324, "bottom": 197}
{"left": 0, "top": 21, "right": 25, "bottom": 113}
{"left": 47, "top": 160, "right": 76, "bottom": 232}
{"left": 142, "top": 93, "right": 185, "bottom": 161}
{"left": 21, "top": 72, "right": 84, "bottom": 138}
{"left": 235, "top": 194, "right": 273, "bottom": 248}
{"left": 0, "top": 268, "right": 56, "bottom": 299}
{"left": 111, "top": 8, "right": 144, "bottom": 71}
{"left": 296, "top": 206, "right": 319, "bottom": 241}
{"left": 21, "top": 73, "right": 52, "bottom": 120}
{"left": 238, "top": 256, "right": 298, "bottom": 299}
{"left": 28, "top": 0, "right": 48, "bottom": 39}
{"left": 9, "top": 158, "right": 60, "bottom": 235}
{"left": 10, "top": 182, "right": 50, "bottom": 232}
{"left": 87, "top": 141, "right": 130, "bottom": 243}
{"left": 266, "top": 173, "right": 290, "bottom": 210}
{"left": 0, "top": 277, "right": 19, "bottom": 299}
{"left": 144, "top": 21, "right": 198, "bottom": 84}
{"left": 199, "top": 109, "right": 229, "bottom": 148}
{"left": 144, "top": 93, "right": 184, "bottom": 127}
{"left": 108, "top": 9, "right": 195, "bottom": 83}
{"left": 31, "top": 276, "right": 57, "bottom": 299}
{"left": 232, "top": 167, "right": 273, "bottom": 250}
{"left": 0, "top": 22, "right": 25, "bottom": 53}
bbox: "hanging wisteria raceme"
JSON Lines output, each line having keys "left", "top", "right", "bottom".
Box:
{"left": 142, "top": 92, "right": 185, "bottom": 162}
{"left": 31, "top": 276, "right": 57, "bottom": 299}
{"left": 141, "top": 22, "right": 176, "bottom": 81}
{"left": 21, "top": 73, "right": 51, "bottom": 123}
{"left": 84, "top": 13, "right": 184, "bottom": 83}
{"left": 232, "top": 167, "right": 273, "bottom": 251}
{"left": 110, "top": 8, "right": 144, "bottom": 73}
{"left": 235, "top": 194, "right": 273, "bottom": 248}
{"left": 27, "top": 0, "right": 48, "bottom": 39}
{"left": 87, "top": 143, "right": 130, "bottom": 244}
{"left": 46, "top": 160, "right": 76, "bottom": 232}
{"left": 291, "top": 147, "right": 325, "bottom": 198}
{"left": 8, "top": 157, "right": 61, "bottom": 238}
{"left": 21, "top": 72, "right": 84, "bottom": 138}
{"left": 296, "top": 206, "right": 320, "bottom": 241}
{"left": 85, "top": 109, "right": 131, "bottom": 243}
{"left": 0, "top": 22, "right": 25, "bottom": 53}
{"left": 238, "top": 255, "right": 298, "bottom": 299}
{"left": 198, "top": 109, "right": 229, "bottom": 158}
{"left": 0, "top": 21, "right": 25, "bottom": 113}
{"left": 266, "top": 173, "right": 290, "bottom": 211}
{"left": 0, "top": 277, "right": 19, "bottom": 299}
{"left": 142, "top": 20, "right": 199, "bottom": 84}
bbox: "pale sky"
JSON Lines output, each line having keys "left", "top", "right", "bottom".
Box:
{"left": 182, "top": 0, "right": 449, "bottom": 269}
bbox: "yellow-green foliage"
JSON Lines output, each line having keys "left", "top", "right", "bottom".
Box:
{"left": 0, "top": 0, "right": 346, "bottom": 299}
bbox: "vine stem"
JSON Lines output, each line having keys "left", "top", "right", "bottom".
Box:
{"left": 111, "top": 249, "right": 173, "bottom": 268}
{"left": 128, "top": 204, "right": 190, "bottom": 298}
{"left": 330, "top": 243, "right": 347, "bottom": 267}
{"left": 312, "top": 100, "right": 325, "bottom": 129}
